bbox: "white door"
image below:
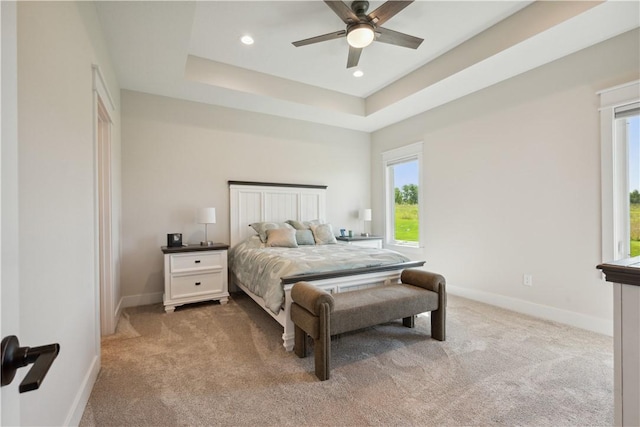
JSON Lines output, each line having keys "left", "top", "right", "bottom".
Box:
{"left": 1, "top": 4, "right": 63, "bottom": 423}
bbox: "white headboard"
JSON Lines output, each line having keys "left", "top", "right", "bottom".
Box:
{"left": 229, "top": 181, "right": 327, "bottom": 247}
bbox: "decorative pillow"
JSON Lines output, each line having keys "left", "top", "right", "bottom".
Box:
{"left": 285, "top": 220, "right": 307, "bottom": 230}
{"left": 295, "top": 229, "right": 316, "bottom": 246}
{"left": 249, "top": 222, "right": 293, "bottom": 243}
{"left": 310, "top": 223, "right": 337, "bottom": 245}
{"left": 266, "top": 228, "right": 298, "bottom": 248}
{"left": 286, "top": 219, "right": 322, "bottom": 230}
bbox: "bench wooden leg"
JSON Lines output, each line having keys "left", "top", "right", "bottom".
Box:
{"left": 314, "top": 303, "right": 331, "bottom": 381}
{"left": 431, "top": 308, "right": 446, "bottom": 341}
{"left": 294, "top": 324, "right": 307, "bottom": 358}
{"left": 313, "top": 337, "right": 329, "bottom": 381}
{"left": 402, "top": 315, "right": 415, "bottom": 328}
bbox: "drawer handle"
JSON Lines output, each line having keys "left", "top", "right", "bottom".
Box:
{"left": 195, "top": 282, "right": 201, "bottom": 286}
{"left": 194, "top": 260, "right": 201, "bottom": 264}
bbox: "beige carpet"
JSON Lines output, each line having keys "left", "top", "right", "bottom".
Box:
{"left": 80, "top": 293, "right": 613, "bottom": 426}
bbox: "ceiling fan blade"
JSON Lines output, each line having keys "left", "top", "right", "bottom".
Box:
{"left": 324, "top": 0, "right": 359, "bottom": 24}
{"left": 367, "top": 1, "right": 413, "bottom": 27}
{"left": 292, "top": 30, "right": 346, "bottom": 47}
{"left": 347, "top": 46, "right": 362, "bottom": 68}
{"left": 375, "top": 27, "right": 423, "bottom": 49}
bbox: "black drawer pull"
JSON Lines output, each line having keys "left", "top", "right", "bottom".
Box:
{"left": 194, "top": 260, "right": 201, "bottom": 264}
{"left": 195, "top": 282, "right": 201, "bottom": 286}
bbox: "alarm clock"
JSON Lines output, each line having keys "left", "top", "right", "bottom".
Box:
{"left": 167, "top": 233, "right": 182, "bottom": 247}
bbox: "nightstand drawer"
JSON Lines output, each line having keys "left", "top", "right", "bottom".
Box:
{"left": 171, "top": 252, "right": 223, "bottom": 272}
{"left": 170, "top": 271, "right": 224, "bottom": 299}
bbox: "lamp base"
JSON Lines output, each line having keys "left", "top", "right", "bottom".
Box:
{"left": 200, "top": 241, "right": 214, "bottom": 246}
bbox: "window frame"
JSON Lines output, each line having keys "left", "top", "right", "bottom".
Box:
{"left": 599, "top": 80, "right": 640, "bottom": 262}
{"left": 382, "top": 142, "right": 424, "bottom": 252}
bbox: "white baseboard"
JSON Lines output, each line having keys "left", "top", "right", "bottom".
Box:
{"left": 114, "top": 297, "right": 123, "bottom": 321}
{"left": 119, "top": 291, "right": 163, "bottom": 309}
{"left": 447, "top": 285, "right": 613, "bottom": 337}
{"left": 65, "top": 354, "right": 100, "bottom": 426}
{"left": 64, "top": 292, "right": 156, "bottom": 425}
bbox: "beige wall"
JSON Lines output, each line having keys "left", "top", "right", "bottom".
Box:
{"left": 16, "top": 2, "right": 121, "bottom": 425}
{"left": 120, "top": 91, "right": 371, "bottom": 303}
{"left": 371, "top": 29, "right": 640, "bottom": 335}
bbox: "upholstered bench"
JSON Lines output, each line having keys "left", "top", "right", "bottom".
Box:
{"left": 290, "top": 269, "right": 446, "bottom": 381}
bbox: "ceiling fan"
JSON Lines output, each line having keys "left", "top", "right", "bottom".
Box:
{"left": 292, "top": 0, "right": 423, "bottom": 69}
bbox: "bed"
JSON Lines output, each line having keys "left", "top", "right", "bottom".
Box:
{"left": 228, "top": 181, "right": 425, "bottom": 351}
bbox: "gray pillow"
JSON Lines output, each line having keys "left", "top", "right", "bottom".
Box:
{"left": 295, "top": 230, "right": 316, "bottom": 245}
{"left": 310, "top": 223, "right": 337, "bottom": 245}
{"left": 266, "top": 228, "right": 298, "bottom": 248}
{"left": 286, "top": 219, "right": 322, "bottom": 230}
{"left": 249, "top": 222, "right": 292, "bottom": 243}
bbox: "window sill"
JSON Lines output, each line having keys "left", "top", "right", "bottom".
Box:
{"left": 384, "top": 243, "right": 424, "bottom": 258}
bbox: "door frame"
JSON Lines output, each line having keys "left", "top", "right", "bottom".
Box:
{"left": 92, "top": 65, "right": 116, "bottom": 337}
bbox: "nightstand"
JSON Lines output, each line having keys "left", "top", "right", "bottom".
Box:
{"left": 161, "top": 244, "right": 229, "bottom": 313}
{"left": 336, "top": 235, "right": 383, "bottom": 249}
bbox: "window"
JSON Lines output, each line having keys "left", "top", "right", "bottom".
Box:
{"left": 599, "top": 81, "right": 640, "bottom": 262}
{"left": 620, "top": 108, "right": 640, "bottom": 256}
{"left": 382, "top": 142, "right": 423, "bottom": 248}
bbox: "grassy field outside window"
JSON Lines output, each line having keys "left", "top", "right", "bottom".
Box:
{"left": 631, "top": 202, "right": 640, "bottom": 256}
{"left": 395, "top": 204, "right": 418, "bottom": 242}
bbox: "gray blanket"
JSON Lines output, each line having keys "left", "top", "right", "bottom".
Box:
{"left": 228, "top": 236, "right": 411, "bottom": 314}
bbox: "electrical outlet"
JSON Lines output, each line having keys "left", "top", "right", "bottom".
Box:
{"left": 523, "top": 274, "right": 533, "bottom": 286}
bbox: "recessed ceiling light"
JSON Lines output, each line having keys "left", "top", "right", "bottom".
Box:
{"left": 353, "top": 70, "right": 364, "bottom": 78}
{"left": 240, "top": 35, "right": 254, "bottom": 45}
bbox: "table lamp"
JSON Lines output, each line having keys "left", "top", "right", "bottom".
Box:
{"left": 197, "top": 207, "right": 216, "bottom": 246}
{"left": 360, "top": 208, "right": 372, "bottom": 236}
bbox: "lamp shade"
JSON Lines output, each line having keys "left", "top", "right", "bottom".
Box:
{"left": 197, "top": 207, "right": 216, "bottom": 224}
{"left": 360, "top": 208, "right": 372, "bottom": 221}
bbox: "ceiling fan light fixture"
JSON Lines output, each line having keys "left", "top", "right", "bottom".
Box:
{"left": 291, "top": 1, "right": 423, "bottom": 69}
{"left": 347, "top": 24, "right": 374, "bottom": 48}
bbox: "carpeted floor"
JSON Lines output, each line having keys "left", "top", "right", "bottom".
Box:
{"left": 80, "top": 293, "right": 613, "bottom": 426}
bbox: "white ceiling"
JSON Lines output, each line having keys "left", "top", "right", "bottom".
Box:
{"left": 95, "top": 1, "right": 640, "bottom": 132}
{"left": 187, "top": 1, "right": 529, "bottom": 97}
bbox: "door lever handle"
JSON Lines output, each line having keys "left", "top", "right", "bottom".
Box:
{"left": 1, "top": 335, "right": 60, "bottom": 393}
